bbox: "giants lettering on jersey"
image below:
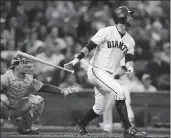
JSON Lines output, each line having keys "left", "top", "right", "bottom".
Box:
{"left": 107, "top": 40, "right": 128, "bottom": 54}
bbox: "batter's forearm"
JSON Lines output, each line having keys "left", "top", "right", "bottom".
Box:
{"left": 75, "top": 40, "right": 97, "bottom": 61}
{"left": 76, "top": 47, "right": 89, "bottom": 60}
{"left": 38, "top": 84, "right": 62, "bottom": 95}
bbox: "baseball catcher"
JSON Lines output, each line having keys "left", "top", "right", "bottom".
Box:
{"left": 0, "top": 55, "right": 80, "bottom": 134}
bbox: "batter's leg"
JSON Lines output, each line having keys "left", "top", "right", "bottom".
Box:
{"left": 101, "top": 94, "right": 115, "bottom": 133}
{"left": 78, "top": 88, "right": 104, "bottom": 125}
{"left": 77, "top": 87, "right": 106, "bottom": 135}
{"left": 77, "top": 67, "right": 119, "bottom": 135}
{"left": 125, "top": 88, "right": 135, "bottom": 126}
{"left": 88, "top": 67, "right": 132, "bottom": 131}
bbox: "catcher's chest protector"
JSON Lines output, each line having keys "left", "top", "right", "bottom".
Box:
{"left": 5, "top": 70, "right": 33, "bottom": 108}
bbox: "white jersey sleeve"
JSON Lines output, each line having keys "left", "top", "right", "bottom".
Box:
{"left": 91, "top": 28, "right": 107, "bottom": 45}
{"left": 127, "top": 39, "right": 135, "bottom": 55}
{"left": 120, "top": 57, "right": 125, "bottom": 67}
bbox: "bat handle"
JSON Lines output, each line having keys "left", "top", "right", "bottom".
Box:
{"left": 57, "top": 65, "right": 74, "bottom": 74}
{"left": 68, "top": 69, "right": 74, "bottom": 74}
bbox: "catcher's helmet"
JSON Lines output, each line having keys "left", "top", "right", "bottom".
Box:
{"left": 10, "top": 55, "right": 33, "bottom": 74}
{"left": 10, "top": 55, "right": 31, "bottom": 69}
{"left": 10, "top": 55, "right": 22, "bottom": 69}
{"left": 112, "top": 6, "right": 134, "bottom": 25}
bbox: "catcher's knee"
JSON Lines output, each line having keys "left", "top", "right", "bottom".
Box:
{"left": 1, "top": 94, "right": 10, "bottom": 107}
{"left": 27, "top": 94, "right": 44, "bottom": 117}
{"left": 28, "top": 94, "right": 44, "bottom": 105}
{"left": 0, "top": 94, "right": 10, "bottom": 118}
{"left": 0, "top": 101, "right": 9, "bottom": 118}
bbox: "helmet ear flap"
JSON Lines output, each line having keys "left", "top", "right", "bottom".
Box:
{"left": 112, "top": 10, "right": 118, "bottom": 24}
{"left": 112, "top": 13, "right": 127, "bottom": 24}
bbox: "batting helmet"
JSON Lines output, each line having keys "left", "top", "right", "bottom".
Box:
{"left": 112, "top": 6, "right": 134, "bottom": 25}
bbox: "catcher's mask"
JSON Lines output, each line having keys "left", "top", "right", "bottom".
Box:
{"left": 10, "top": 55, "right": 34, "bottom": 74}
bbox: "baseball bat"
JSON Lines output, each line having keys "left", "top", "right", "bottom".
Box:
{"left": 16, "top": 51, "right": 74, "bottom": 74}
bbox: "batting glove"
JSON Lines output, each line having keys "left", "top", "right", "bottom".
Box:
{"left": 64, "top": 58, "right": 79, "bottom": 70}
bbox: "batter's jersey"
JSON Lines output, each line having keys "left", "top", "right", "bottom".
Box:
{"left": 90, "top": 26, "right": 135, "bottom": 74}
{"left": 1, "top": 70, "right": 43, "bottom": 108}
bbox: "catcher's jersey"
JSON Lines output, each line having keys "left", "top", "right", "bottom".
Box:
{"left": 90, "top": 26, "right": 135, "bottom": 73}
{"left": 1, "top": 70, "right": 43, "bottom": 108}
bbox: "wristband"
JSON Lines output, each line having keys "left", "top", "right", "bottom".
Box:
{"left": 76, "top": 52, "right": 85, "bottom": 60}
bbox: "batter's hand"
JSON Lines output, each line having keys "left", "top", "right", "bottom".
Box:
{"left": 61, "top": 86, "right": 81, "bottom": 97}
{"left": 64, "top": 58, "right": 79, "bottom": 70}
{"left": 125, "top": 67, "right": 134, "bottom": 77}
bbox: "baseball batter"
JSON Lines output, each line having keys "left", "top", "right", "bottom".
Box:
{"left": 64, "top": 6, "right": 147, "bottom": 137}
{"left": 0, "top": 55, "right": 80, "bottom": 134}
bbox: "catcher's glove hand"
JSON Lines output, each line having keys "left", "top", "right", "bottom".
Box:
{"left": 61, "top": 86, "right": 81, "bottom": 97}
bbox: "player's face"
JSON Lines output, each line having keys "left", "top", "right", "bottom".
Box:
{"left": 18, "top": 60, "right": 34, "bottom": 75}
{"left": 126, "top": 14, "right": 133, "bottom": 27}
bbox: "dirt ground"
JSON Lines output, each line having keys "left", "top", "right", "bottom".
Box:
{"left": 1, "top": 126, "right": 170, "bottom": 138}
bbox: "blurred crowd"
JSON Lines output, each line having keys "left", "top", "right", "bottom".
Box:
{"left": 1, "top": 0, "right": 170, "bottom": 90}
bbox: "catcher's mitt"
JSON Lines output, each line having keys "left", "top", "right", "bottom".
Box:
{"left": 61, "top": 86, "right": 81, "bottom": 96}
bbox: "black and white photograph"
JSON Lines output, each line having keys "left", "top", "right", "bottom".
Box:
{"left": 0, "top": 0, "right": 170, "bottom": 138}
